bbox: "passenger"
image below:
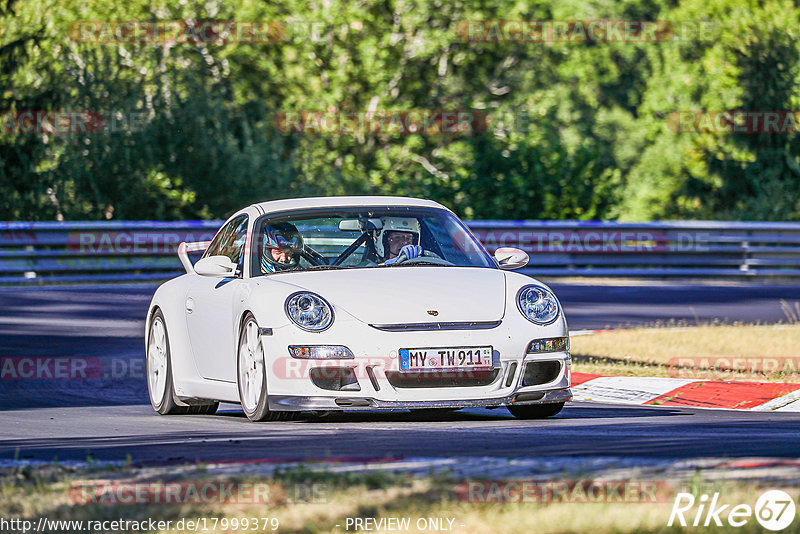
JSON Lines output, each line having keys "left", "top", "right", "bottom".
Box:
{"left": 375, "top": 217, "right": 424, "bottom": 264}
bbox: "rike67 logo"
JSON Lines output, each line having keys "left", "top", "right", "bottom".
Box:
{"left": 669, "top": 490, "right": 796, "bottom": 531}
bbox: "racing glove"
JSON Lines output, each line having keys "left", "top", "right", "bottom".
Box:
{"left": 384, "top": 245, "right": 423, "bottom": 264}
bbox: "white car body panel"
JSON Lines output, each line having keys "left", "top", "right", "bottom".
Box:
{"left": 185, "top": 275, "right": 248, "bottom": 382}
{"left": 146, "top": 196, "right": 572, "bottom": 410}
{"left": 267, "top": 268, "right": 506, "bottom": 324}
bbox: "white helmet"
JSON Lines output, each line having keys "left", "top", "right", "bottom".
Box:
{"left": 375, "top": 217, "right": 421, "bottom": 257}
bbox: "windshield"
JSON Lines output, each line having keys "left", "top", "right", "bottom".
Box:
{"left": 251, "top": 207, "right": 495, "bottom": 275}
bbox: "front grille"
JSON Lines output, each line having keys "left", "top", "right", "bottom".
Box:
{"left": 369, "top": 320, "right": 501, "bottom": 332}
{"left": 386, "top": 369, "right": 499, "bottom": 388}
{"left": 522, "top": 361, "right": 562, "bottom": 386}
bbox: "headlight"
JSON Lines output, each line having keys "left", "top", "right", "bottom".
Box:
{"left": 526, "top": 337, "right": 569, "bottom": 354}
{"left": 516, "top": 285, "right": 560, "bottom": 325}
{"left": 285, "top": 292, "right": 334, "bottom": 332}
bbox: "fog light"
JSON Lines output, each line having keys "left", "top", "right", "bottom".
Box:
{"left": 526, "top": 337, "right": 569, "bottom": 354}
{"left": 289, "top": 345, "right": 354, "bottom": 359}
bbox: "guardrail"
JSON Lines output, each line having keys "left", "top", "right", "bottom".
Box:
{"left": 0, "top": 221, "right": 220, "bottom": 285}
{"left": 2, "top": 220, "right": 800, "bottom": 285}
{"left": 469, "top": 220, "right": 800, "bottom": 278}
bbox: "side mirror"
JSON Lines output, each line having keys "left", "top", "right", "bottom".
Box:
{"left": 494, "top": 247, "right": 529, "bottom": 270}
{"left": 194, "top": 255, "right": 237, "bottom": 277}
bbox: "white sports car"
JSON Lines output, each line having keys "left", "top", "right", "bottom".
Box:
{"left": 145, "top": 196, "right": 572, "bottom": 421}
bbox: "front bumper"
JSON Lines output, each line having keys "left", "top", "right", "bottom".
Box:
{"left": 269, "top": 387, "right": 572, "bottom": 411}
{"left": 264, "top": 309, "right": 571, "bottom": 408}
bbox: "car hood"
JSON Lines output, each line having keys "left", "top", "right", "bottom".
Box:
{"left": 271, "top": 267, "right": 506, "bottom": 325}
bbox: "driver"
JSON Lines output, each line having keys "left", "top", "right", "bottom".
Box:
{"left": 261, "top": 222, "right": 304, "bottom": 273}
{"left": 375, "top": 217, "right": 423, "bottom": 265}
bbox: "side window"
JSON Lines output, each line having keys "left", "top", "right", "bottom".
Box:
{"left": 204, "top": 215, "right": 249, "bottom": 264}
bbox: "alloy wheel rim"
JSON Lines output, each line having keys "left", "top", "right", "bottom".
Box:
{"left": 239, "top": 320, "right": 264, "bottom": 412}
{"left": 147, "top": 317, "right": 168, "bottom": 403}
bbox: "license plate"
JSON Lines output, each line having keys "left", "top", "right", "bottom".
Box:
{"left": 399, "top": 346, "right": 493, "bottom": 371}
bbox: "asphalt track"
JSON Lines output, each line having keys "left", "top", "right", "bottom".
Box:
{"left": 2, "top": 403, "right": 800, "bottom": 464}
{"left": 1, "top": 282, "right": 800, "bottom": 464}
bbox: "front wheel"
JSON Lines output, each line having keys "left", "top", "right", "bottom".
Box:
{"left": 237, "top": 313, "right": 299, "bottom": 421}
{"left": 237, "top": 313, "right": 271, "bottom": 421}
{"left": 507, "top": 402, "right": 564, "bottom": 419}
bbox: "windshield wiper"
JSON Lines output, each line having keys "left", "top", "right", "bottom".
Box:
{"left": 303, "top": 264, "right": 350, "bottom": 271}
{"left": 384, "top": 261, "right": 451, "bottom": 267}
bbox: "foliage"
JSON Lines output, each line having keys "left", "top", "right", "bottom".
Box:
{"left": 1, "top": 0, "right": 799, "bottom": 221}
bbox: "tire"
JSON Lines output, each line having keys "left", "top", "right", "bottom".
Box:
{"left": 147, "top": 309, "right": 219, "bottom": 416}
{"left": 237, "top": 313, "right": 299, "bottom": 422}
{"left": 146, "top": 309, "right": 183, "bottom": 415}
{"left": 507, "top": 402, "right": 565, "bottom": 419}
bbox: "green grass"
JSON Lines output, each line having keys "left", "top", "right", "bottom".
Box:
{"left": 571, "top": 324, "right": 800, "bottom": 382}
{"left": 1, "top": 462, "right": 798, "bottom": 533}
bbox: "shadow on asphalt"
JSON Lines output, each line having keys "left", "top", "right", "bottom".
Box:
{"left": 3, "top": 410, "right": 800, "bottom": 464}
{"left": 231, "top": 404, "right": 687, "bottom": 423}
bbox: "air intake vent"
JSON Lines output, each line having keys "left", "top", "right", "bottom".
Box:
{"left": 386, "top": 369, "right": 499, "bottom": 388}
{"left": 310, "top": 367, "right": 360, "bottom": 391}
{"left": 522, "top": 361, "right": 562, "bottom": 386}
{"left": 504, "top": 362, "right": 518, "bottom": 387}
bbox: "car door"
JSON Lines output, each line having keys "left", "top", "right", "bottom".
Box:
{"left": 186, "top": 214, "right": 249, "bottom": 382}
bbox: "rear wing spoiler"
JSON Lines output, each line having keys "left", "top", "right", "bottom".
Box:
{"left": 178, "top": 241, "right": 211, "bottom": 274}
